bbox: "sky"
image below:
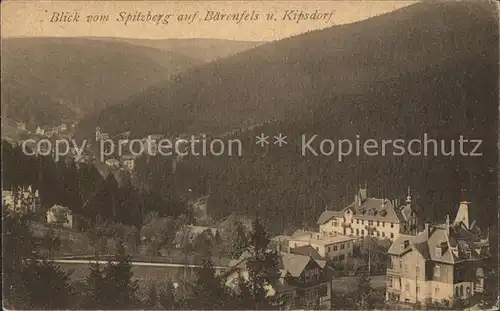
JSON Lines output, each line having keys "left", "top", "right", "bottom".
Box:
{"left": 1, "top": 1, "right": 417, "bottom": 41}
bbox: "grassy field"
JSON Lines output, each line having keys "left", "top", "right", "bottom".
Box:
{"left": 57, "top": 261, "right": 200, "bottom": 285}
{"left": 331, "top": 275, "right": 386, "bottom": 294}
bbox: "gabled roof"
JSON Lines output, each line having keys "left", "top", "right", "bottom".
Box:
{"left": 389, "top": 217, "right": 488, "bottom": 264}
{"left": 226, "top": 250, "right": 320, "bottom": 280}
{"left": 290, "top": 245, "right": 324, "bottom": 260}
{"left": 317, "top": 197, "right": 406, "bottom": 225}
{"left": 279, "top": 252, "right": 318, "bottom": 277}
{"left": 317, "top": 210, "right": 343, "bottom": 224}
{"left": 388, "top": 234, "right": 415, "bottom": 255}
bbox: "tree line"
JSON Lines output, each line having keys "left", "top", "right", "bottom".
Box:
{"left": 3, "top": 205, "right": 284, "bottom": 310}
{"left": 2, "top": 139, "right": 191, "bottom": 230}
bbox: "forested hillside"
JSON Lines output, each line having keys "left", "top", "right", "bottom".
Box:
{"left": 77, "top": 2, "right": 497, "bottom": 138}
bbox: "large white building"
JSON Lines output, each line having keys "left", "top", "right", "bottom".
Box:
{"left": 288, "top": 229, "right": 356, "bottom": 261}
{"left": 316, "top": 187, "right": 419, "bottom": 241}
{"left": 386, "top": 202, "right": 490, "bottom": 305}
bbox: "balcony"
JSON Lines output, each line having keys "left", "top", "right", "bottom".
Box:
{"left": 386, "top": 286, "right": 401, "bottom": 293}
{"left": 387, "top": 267, "right": 401, "bottom": 275}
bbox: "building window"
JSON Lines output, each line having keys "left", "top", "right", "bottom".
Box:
{"left": 382, "top": 222, "right": 385, "bottom": 227}
{"left": 404, "top": 262, "right": 408, "bottom": 272}
{"left": 390, "top": 233, "right": 394, "bottom": 239}
{"left": 356, "top": 229, "right": 359, "bottom": 236}
{"left": 434, "top": 266, "right": 441, "bottom": 278}
{"left": 391, "top": 223, "right": 394, "bottom": 228}
{"left": 466, "top": 287, "right": 471, "bottom": 296}
{"left": 357, "top": 219, "right": 359, "bottom": 224}
{"left": 368, "top": 220, "right": 373, "bottom": 226}
{"left": 339, "top": 254, "right": 345, "bottom": 261}
{"left": 382, "top": 232, "right": 386, "bottom": 237}
{"left": 333, "top": 245, "right": 338, "bottom": 251}
{"left": 333, "top": 222, "right": 338, "bottom": 227}
{"left": 416, "top": 265, "right": 420, "bottom": 275}
{"left": 387, "top": 276, "right": 393, "bottom": 288}
{"left": 377, "top": 221, "right": 380, "bottom": 227}
{"left": 362, "top": 220, "right": 364, "bottom": 225}
{"left": 361, "top": 230, "right": 365, "bottom": 236}
{"left": 459, "top": 285, "right": 463, "bottom": 297}
{"left": 455, "top": 287, "right": 459, "bottom": 297}
{"left": 399, "top": 260, "right": 402, "bottom": 269}
{"left": 341, "top": 244, "right": 345, "bottom": 250}
{"left": 327, "top": 246, "right": 331, "bottom": 253}
{"left": 377, "top": 231, "right": 380, "bottom": 237}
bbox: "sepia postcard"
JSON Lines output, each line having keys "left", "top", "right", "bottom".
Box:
{"left": 1, "top": 0, "right": 499, "bottom": 310}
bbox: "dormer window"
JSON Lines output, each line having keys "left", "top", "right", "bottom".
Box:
{"left": 403, "top": 240, "right": 410, "bottom": 249}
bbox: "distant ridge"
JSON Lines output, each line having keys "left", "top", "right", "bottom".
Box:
{"left": 87, "top": 37, "right": 266, "bottom": 62}
{"left": 1, "top": 37, "right": 203, "bottom": 127}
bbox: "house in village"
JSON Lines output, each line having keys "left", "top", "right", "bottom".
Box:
{"left": 316, "top": 186, "right": 419, "bottom": 241}
{"left": 120, "top": 154, "right": 137, "bottom": 171}
{"left": 35, "top": 126, "right": 45, "bottom": 136}
{"left": 288, "top": 230, "right": 356, "bottom": 261}
{"left": 173, "top": 225, "right": 220, "bottom": 249}
{"left": 46, "top": 205, "right": 75, "bottom": 229}
{"left": 105, "top": 158, "right": 121, "bottom": 168}
{"left": 270, "top": 235, "right": 291, "bottom": 253}
{"left": 223, "top": 250, "right": 333, "bottom": 309}
{"left": 3, "top": 186, "right": 40, "bottom": 214}
{"left": 385, "top": 201, "right": 490, "bottom": 305}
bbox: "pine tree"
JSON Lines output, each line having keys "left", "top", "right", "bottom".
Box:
{"left": 190, "top": 257, "right": 229, "bottom": 309}
{"left": 159, "top": 278, "right": 176, "bottom": 309}
{"left": 355, "top": 273, "right": 373, "bottom": 310}
{"left": 231, "top": 221, "right": 249, "bottom": 259}
{"left": 244, "top": 218, "right": 281, "bottom": 310}
{"left": 229, "top": 272, "right": 255, "bottom": 309}
{"left": 22, "top": 255, "right": 75, "bottom": 309}
{"left": 3, "top": 209, "right": 74, "bottom": 309}
{"left": 102, "top": 239, "right": 139, "bottom": 309}
{"left": 146, "top": 282, "right": 159, "bottom": 309}
{"left": 84, "top": 261, "right": 106, "bottom": 308}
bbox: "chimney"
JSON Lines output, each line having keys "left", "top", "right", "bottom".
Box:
{"left": 445, "top": 214, "right": 450, "bottom": 228}
{"left": 424, "top": 223, "right": 430, "bottom": 239}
